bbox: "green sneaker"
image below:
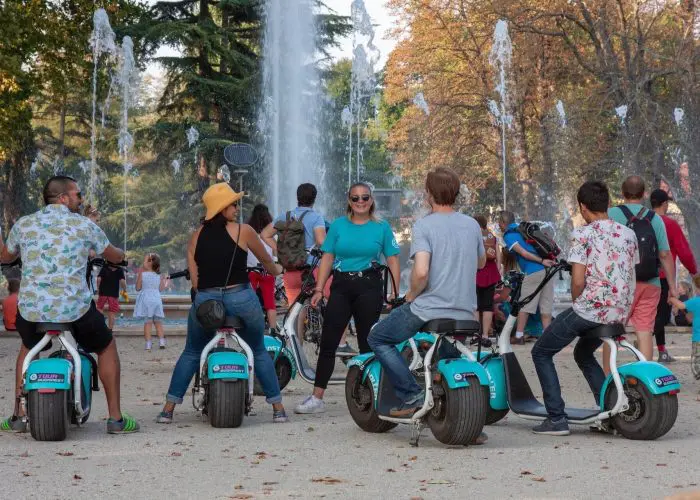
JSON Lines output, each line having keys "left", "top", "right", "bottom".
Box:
{"left": 0, "top": 416, "right": 27, "bottom": 433}
{"left": 107, "top": 413, "right": 140, "bottom": 434}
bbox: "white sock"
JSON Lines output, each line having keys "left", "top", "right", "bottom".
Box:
{"left": 515, "top": 331, "right": 524, "bottom": 339}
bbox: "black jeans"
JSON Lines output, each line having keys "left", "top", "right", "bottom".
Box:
{"left": 314, "top": 271, "right": 383, "bottom": 389}
{"left": 653, "top": 278, "right": 670, "bottom": 347}
{"left": 531, "top": 308, "right": 606, "bottom": 421}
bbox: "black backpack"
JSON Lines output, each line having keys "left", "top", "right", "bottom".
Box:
{"left": 506, "top": 221, "right": 561, "bottom": 260}
{"left": 619, "top": 205, "right": 659, "bottom": 282}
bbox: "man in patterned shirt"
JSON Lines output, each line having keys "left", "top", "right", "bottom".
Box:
{"left": 531, "top": 181, "right": 639, "bottom": 436}
{"left": 0, "top": 176, "right": 139, "bottom": 434}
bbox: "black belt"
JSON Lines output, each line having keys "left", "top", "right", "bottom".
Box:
{"left": 333, "top": 268, "right": 380, "bottom": 278}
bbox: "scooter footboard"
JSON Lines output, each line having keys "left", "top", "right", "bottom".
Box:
{"left": 599, "top": 361, "right": 681, "bottom": 407}
{"left": 24, "top": 358, "right": 72, "bottom": 391}
{"left": 207, "top": 351, "right": 249, "bottom": 381}
{"left": 437, "top": 358, "right": 489, "bottom": 389}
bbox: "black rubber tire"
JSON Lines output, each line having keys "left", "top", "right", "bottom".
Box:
{"left": 604, "top": 381, "right": 678, "bottom": 440}
{"left": 345, "top": 366, "right": 397, "bottom": 433}
{"left": 28, "top": 390, "right": 69, "bottom": 441}
{"left": 485, "top": 407, "right": 509, "bottom": 425}
{"left": 254, "top": 354, "right": 293, "bottom": 396}
{"left": 208, "top": 379, "right": 246, "bottom": 428}
{"left": 427, "top": 376, "right": 487, "bottom": 446}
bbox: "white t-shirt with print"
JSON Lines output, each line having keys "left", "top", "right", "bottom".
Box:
{"left": 568, "top": 219, "right": 639, "bottom": 324}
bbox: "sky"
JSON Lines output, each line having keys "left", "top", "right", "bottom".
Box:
{"left": 145, "top": 0, "right": 399, "bottom": 76}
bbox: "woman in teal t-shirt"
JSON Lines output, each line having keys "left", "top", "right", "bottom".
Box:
{"left": 294, "top": 182, "right": 400, "bottom": 414}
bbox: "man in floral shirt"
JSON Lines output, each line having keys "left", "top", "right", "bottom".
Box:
{"left": 0, "top": 176, "right": 139, "bottom": 434}
{"left": 531, "top": 181, "right": 639, "bottom": 436}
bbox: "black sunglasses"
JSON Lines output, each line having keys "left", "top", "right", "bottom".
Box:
{"left": 350, "top": 194, "right": 371, "bottom": 203}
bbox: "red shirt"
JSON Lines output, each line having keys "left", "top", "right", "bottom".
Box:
{"left": 660, "top": 214, "right": 697, "bottom": 278}
{"left": 2, "top": 293, "right": 18, "bottom": 331}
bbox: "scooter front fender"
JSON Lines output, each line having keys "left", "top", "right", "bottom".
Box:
{"left": 478, "top": 355, "right": 509, "bottom": 411}
{"left": 600, "top": 361, "right": 681, "bottom": 407}
{"left": 24, "top": 358, "right": 72, "bottom": 391}
{"left": 437, "top": 358, "right": 489, "bottom": 389}
{"left": 207, "top": 351, "right": 249, "bottom": 381}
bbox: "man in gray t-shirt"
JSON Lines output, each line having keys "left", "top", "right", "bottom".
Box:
{"left": 368, "top": 168, "right": 486, "bottom": 417}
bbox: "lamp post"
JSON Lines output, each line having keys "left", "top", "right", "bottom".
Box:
{"left": 233, "top": 169, "right": 248, "bottom": 223}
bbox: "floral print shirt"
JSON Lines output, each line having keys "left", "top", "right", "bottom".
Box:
{"left": 6, "top": 205, "right": 110, "bottom": 322}
{"left": 568, "top": 219, "right": 639, "bottom": 324}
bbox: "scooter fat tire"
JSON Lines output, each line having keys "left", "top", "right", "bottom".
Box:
{"left": 345, "top": 366, "right": 397, "bottom": 433}
{"left": 209, "top": 379, "right": 246, "bottom": 428}
{"left": 427, "top": 376, "right": 487, "bottom": 446}
{"left": 254, "top": 354, "right": 293, "bottom": 396}
{"left": 485, "top": 407, "right": 509, "bottom": 426}
{"left": 604, "top": 382, "right": 678, "bottom": 440}
{"left": 28, "top": 389, "right": 69, "bottom": 441}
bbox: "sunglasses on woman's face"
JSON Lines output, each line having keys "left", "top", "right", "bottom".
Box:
{"left": 350, "top": 194, "right": 371, "bottom": 203}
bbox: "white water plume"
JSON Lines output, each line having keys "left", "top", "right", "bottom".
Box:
{"left": 171, "top": 158, "right": 182, "bottom": 176}
{"left": 413, "top": 92, "right": 430, "bottom": 116}
{"left": 615, "top": 105, "right": 628, "bottom": 125}
{"left": 674, "top": 108, "right": 684, "bottom": 127}
{"left": 89, "top": 8, "right": 117, "bottom": 203}
{"left": 489, "top": 20, "right": 513, "bottom": 208}
{"left": 556, "top": 100, "right": 567, "bottom": 128}
{"left": 259, "top": 0, "right": 323, "bottom": 214}
{"left": 218, "top": 165, "right": 231, "bottom": 183}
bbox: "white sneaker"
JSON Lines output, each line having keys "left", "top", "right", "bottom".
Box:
{"left": 145, "top": 341, "right": 152, "bottom": 351}
{"left": 159, "top": 338, "right": 166, "bottom": 349}
{"left": 294, "top": 395, "right": 325, "bottom": 414}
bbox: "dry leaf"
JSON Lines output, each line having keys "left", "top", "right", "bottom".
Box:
{"left": 19, "top": 452, "right": 29, "bottom": 458}
{"left": 409, "top": 456, "right": 418, "bottom": 461}
{"left": 229, "top": 495, "right": 253, "bottom": 499}
{"left": 263, "top": 481, "right": 278, "bottom": 486}
{"left": 656, "top": 464, "right": 667, "bottom": 467}
{"left": 171, "top": 452, "right": 182, "bottom": 457}
{"left": 386, "top": 468, "right": 397, "bottom": 473}
{"left": 427, "top": 480, "right": 453, "bottom": 485}
{"left": 471, "top": 476, "right": 486, "bottom": 480}
{"left": 57, "top": 452, "right": 75, "bottom": 457}
{"left": 234, "top": 485, "right": 243, "bottom": 490}
{"left": 22, "top": 472, "right": 31, "bottom": 477}
{"left": 532, "top": 477, "right": 546, "bottom": 482}
{"left": 311, "top": 476, "right": 344, "bottom": 484}
{"left": 73, "top": 474, "right": 82, "bottom": 480}
{"left": 520, "top": 470, "right": 533, "bottom": 476}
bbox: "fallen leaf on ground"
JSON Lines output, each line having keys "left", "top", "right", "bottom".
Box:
{"left": 520, "top": 470, "right": 533, "bottom": 476}
{"left": 471, "top": 476, "right": 486, "bottom": 480}
{"left": 21, "top": 472, "right": 31, "bottom": 477}
{"left": 386, "top": 469, "right": 397, "bottom": 473}
{"left": 532, "top": 477, "right": 546, "bottom": 482}
{"left": 229, "top": 494, "right": 253, "bottom": 499}
{"left": 19, "top": 452, "right": 29, "bottom": 458}
{"left": 409, "top": 456, "right": 418, "bottom": 461}
{"left": 263, "top": 481, "right": 278, "bottom": 486}
{"left": 57, "top": 452, "right": 75, "bottom": 457}
{"left": 311, "top": 477, "right": 344, "bottom": 484}
{"left": 171, "top": 452, "right": 182, "bottom": 457}
{"left": 427, "top": 480, "right": 453, "bottom": 485}
{"left": 73, "top": 474, "right": 82, "bottom": 480}
{"left": 656, "top": 463, "right": 667, "bottom": 467}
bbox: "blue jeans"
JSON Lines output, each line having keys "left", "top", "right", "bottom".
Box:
{"left": 165, "top": 285, "right": 282, "bottom": 405}
{"left": 531, "top": 308, "right": 605, "bottom": 420}
{"left": 367, "top": 304, "right": 426, "bottom": 401}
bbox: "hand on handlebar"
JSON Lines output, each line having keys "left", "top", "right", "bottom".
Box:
{"left": 542, "top": 258, "right": 556, "bottom": 267}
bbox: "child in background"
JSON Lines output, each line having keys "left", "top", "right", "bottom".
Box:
{"left": 2, "top": 279, "right": 20, "bottom": 331}
{"left": 247, "top": 204, "right": 278, "bottom": 334}
{"left": 674, "top": 281, "right": 693, "bottom": 327}
{"left": 134, "top": 253, "right": 168, "bottom": 351}
{"left": 668, "top": 275, "right": 700, "bottom": 382}
{"left": 97, "top": 263, "right": 127, "bottom": 330}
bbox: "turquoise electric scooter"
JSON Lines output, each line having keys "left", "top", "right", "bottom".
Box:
{"left": 480, "top": 261, "right": 680, "bottom": 439}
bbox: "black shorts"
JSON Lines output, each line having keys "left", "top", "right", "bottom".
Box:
{"left": 16, "top": 301, "right": 113, "bottom": 353}
{"left": 476, "top": 284, "right": 496, "bottom": 312}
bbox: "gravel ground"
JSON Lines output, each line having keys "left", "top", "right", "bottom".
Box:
{"left": 0, "top": 335, "right": 698, "bottom": 499}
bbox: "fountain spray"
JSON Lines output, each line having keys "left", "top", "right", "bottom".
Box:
{"left": 89, "top": 9, "right": 117, "bottom": 204}
{"left": 489, "top": 20, "right": 512, "bottom": 209}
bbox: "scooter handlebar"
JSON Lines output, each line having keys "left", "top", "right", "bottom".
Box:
{"left": 168, "top": 269, "right": 190, "bottom": 280}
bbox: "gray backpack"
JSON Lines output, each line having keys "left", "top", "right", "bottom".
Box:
{"left": 274, "top": 211, "right": 309, "bottom": 270}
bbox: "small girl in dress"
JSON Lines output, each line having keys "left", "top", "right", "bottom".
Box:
{"left": 135, "top": 253, "right": 168, "bottom": 351}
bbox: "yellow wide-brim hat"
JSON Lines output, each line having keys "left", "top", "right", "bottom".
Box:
{"left": 202, "top": 182, "right": 244, "bottom": 221}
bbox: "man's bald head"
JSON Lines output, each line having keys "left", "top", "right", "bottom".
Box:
{"left": 621, "top": 175, "right": 645, "bottom": 201}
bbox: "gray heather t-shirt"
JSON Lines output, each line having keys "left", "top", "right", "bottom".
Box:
{"left": 409, "top": 212, "right": 485, "bottom": 322}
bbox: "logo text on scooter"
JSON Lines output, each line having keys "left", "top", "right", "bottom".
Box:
{"left": 28, "top": 373, "right": 65, "bottom": 383}
{"left": 212, "top": 364, "right": 246, "bottom": 374}
{"left": 654, "top": 375, "right": 678, "bottom": 387}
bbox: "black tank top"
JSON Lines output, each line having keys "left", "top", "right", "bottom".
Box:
{"left": 195, "top": 223, "right": 249, "bottom": 289}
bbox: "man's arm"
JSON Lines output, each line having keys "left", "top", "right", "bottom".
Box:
{"left": 313, "top": 227, "right": 326, "bottom": 247}
{"left": 0, "top": 231, "right": 19, "bottom": 263}
{"left": 570, "top": 263, "right": 586, "bottom": 301}
{"left": 671, "top": 221, "right": 698, "bottom": 275}
{"left": 510, "top": 242, "right": 554, "bottom": 267}
{"left": 659, "top": 250, "right": 677, "bottom": 298}
{"left": 405, "top": 251, "right": 430, "bottom": 303}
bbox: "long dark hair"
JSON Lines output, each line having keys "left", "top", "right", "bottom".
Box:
{"left": 247, "top": 204, "right": 273, "bottom": 234}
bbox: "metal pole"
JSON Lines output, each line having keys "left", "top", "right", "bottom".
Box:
{"left": 239, "top": 174, "right": 244, "bottom": 224}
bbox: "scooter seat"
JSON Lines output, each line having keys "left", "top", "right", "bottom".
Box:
{"left": 583, "top": 323, "right": 626, "bottom": 339}
{"left": 222, "top": 316, "right": 243, "bottom": 329}
{"left": 421, "top": 319, "right": 480, "bottom": 335}
{"left": 35, "top": 323, "right": 72, "bottom": 334}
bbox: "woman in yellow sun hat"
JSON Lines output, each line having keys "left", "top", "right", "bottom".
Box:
{"left": 156, "top": 183, "right": 289, "bottom": 423}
